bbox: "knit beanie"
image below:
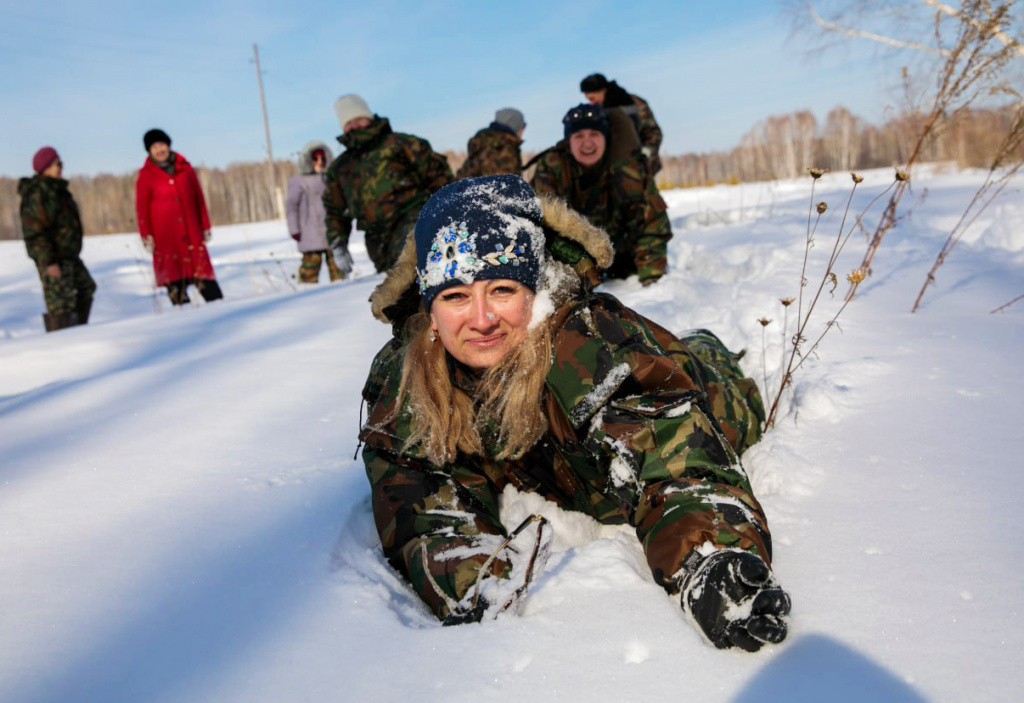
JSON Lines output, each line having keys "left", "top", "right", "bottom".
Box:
{"left": 494, "top": 108, "right": 525, "bottom": 134}
{"left": 143, "top": 129, "right": 171, "bottom": 151}
{"left": 580, "top": 73, "right": 609, "bottom": 93}
{"left": 334, "top": 94, "right": 373, "bottom": 130}
{"left": 32, "top": 146, "right": 60, "bottom": 174}
{"left": 562, "top": 103, "right": 609, "bottom": 140}
{"left": 415, "top": 174, "right": 546, "bottom": 311}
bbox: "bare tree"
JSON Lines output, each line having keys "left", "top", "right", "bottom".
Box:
{"left": 800, "top": 0, "right": 1024, "bottom": 299}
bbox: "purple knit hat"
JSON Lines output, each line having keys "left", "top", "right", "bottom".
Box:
{"left": 32, "top": 147, "right": 60, "bottom": 174}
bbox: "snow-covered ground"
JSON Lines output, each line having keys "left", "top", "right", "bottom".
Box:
{"left": 1, "top": 166, "right": 1021, "bottom": 702}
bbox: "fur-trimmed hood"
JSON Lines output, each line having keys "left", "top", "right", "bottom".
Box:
{"left": 369, "top": 194, "right": 613, "bottom": 325}
{"left": 297, "top": 140, "right": 334, "bottom": 175}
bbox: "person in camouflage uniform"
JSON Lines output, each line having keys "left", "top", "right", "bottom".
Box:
{"left": 531, "top": 104, "right": 671, "bottom": 285}
{"left": 323, "top": 95, "right": 453, "bottom": 273}
{"left": 455, "top": 108, "right": 525, "bottom": 180}
{"left": 18, "top": 147, "right": 96, "bottom": 332}
{"left": 358, "top": 175, "right": 790, "bottom": 651}
{"left": 581, "top": 73, "right": 663, "bottom": 175}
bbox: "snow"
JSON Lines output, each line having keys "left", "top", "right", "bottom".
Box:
{"left": 2, "top": 165, "right": 1022, "bottom": 702}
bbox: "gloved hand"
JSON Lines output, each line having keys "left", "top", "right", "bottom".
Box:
{"left": 332, "top": 244, "right": 354, "bottom": 277}
{"left": 203, "top": 229, "right": 212, "bottom": 243}
{"left": 142, "top": 236, "right": 155, "bottom": 254}
{"left": 290, "top": 233, "right": 301, "bottom": 242}
{"left": 682, "top": 550, "right": 790, "bottom": 652}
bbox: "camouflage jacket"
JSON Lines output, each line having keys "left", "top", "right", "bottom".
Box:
{"left": 630, "top": 94, "right": 662, "bottom": 156}
{"left": 360, "top": 289, "right": 769, "bottom": 622}
{"left": 323, "top": 116, "right": 453, "bottom": 251}
{"left": 530, "top": 145, "right": 671, "bottom": 282}
{"left": 455, "top": 124, "right": 522, "bottom": 179}
{"left": 17, "top": 175, "right": 84, "bottom": 268}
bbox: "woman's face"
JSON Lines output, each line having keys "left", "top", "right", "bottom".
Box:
{"left": 429, "top": 279, "right": 533, "bottom": 370}
{"left": 148, "top": 142, "right": 171, "bottom": 162}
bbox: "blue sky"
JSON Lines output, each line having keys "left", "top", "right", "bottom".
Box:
{"left": 0, "top": 0, "right": 895, "bottom": 178}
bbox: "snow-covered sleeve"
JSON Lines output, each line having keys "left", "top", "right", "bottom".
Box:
{"left": 570, "top": 297, "right": 773, "bottom": 596}
{"left": 359, "top": 340, "right": 511, "bottom": 622}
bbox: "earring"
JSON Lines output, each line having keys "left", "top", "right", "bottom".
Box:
{"left": 429, "top": 329, "right": 436, "bottom": 342}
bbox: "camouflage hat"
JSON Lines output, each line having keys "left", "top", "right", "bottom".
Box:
{"left": 562, "top": 103, "right": 609, "bottom": 140}
{"left": 415, "top": 174, "right": 545, "bottom": 311}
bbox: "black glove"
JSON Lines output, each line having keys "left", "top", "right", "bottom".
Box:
{"left": 682, "top": 550, "right": 791, "bottom": 652}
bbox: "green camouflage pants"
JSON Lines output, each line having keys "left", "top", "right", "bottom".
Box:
{"left": 36, "top": 258, "right": 95, "bottom": 317}
{"left": 299, "top": 249, "right": 342, "bottom": 283}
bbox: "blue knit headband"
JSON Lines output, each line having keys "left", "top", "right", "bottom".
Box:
{"left": 415, "top": 175, "right": 546, "bottom": 311}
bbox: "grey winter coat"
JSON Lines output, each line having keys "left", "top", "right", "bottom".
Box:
{"left": 286, "top": 141, "right": 333, "bottom": 253}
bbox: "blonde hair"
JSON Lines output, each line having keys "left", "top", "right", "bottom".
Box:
{"left": 394, "top": 310, "right": 554, "bottom": 466}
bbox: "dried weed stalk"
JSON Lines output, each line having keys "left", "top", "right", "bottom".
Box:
{"left": 849, "top": 0, "right": 1022, "bottom": 299}
{"left": 763, "top": 169, "right": 898, "bottom": 429}
{"left": 912, "top": 103, "right": 1024, "bottom": 311}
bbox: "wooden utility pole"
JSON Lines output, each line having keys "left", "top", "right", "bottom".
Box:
{"left": 253, "top": 43, "right": 284, "bottom": 219}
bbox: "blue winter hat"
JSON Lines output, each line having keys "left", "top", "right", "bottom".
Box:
{"left": 415, "top": 175, "right": 546, "bottom": 311}
{"left": 562, "top": 103, "right": 609, "bottom": 140}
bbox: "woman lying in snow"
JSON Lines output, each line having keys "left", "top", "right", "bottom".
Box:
{"left": 358, "top": 174, "right": 790, "bottom": 651}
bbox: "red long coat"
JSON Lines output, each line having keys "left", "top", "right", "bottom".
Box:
{"left": 135, "top": 152, "right": 215, "bottom": 286}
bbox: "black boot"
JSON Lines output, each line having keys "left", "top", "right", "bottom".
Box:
{"left": 166, "top": 281, "right": 190, "bottom": 306}
{"left": 76, "top": 297, "right": 93, "bottom": 325}
{"left": 197, "top": 279, "right": 223, "bottom": 302}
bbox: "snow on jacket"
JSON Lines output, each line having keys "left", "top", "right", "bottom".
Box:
{"left": 286, "top": 140, "right": 333, "bottom": 253}
{"left": 359, "top": 196, "right": 769, "bottom": 623}
{"left": 134, "top": 152, "right": 215, "bottom": 286}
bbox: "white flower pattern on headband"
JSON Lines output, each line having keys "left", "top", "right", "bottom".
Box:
{"left": 417, "top": 221, "right": 532, "bottom": 292}
{"left": 419, "top": 222, "right": 490, "bottom": 292}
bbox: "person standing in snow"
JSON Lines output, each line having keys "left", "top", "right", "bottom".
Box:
{"left": 323, "top": 94, "right": 452, "bottom": 273}
{"left": 287, "top": 141, "right": 350, "bottom": 283}
{"left": 18, "top": 146, "right": 96, "bottom": 332}
{"left": 358, "top": 174, "right": 789, "bottom": 651}
{"left": 135, "top": 129, "right": 223, "bottom": 306}
{"left": 455, "top": 108, "right": 525, "bottom": 180}
{"left": 580, "top": 72, "right": 663, "bottom": 175}
{"left": 530, "top": 104, "right": 671, "bottom": 286}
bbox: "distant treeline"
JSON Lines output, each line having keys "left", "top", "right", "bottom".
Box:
{"left": 657, "top": 104, "right": 1023, "bottom": 189}
{"left": 1, "top": 104, "right": 1019, "bottom": 240}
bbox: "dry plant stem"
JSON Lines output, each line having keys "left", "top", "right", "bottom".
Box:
{"left": 851, "top": 1, "right": 1019, "bottom": 299}
{"left": 792, "top": 286, "right": 860, "bottom": 375}
{"left": 912, "top": 108, "right": 1024, "bottom": 312}
{"left": 991, "top": 292, "right": 1024, "bottom": 313}
{"left": 276, "top": 260, "right": 298, "bottom": 291}
{"left": 796, "top": 179, "right": 820, "bottom": 327}
{"left": 761, "top": 325, "right": 770, "bottom": 402}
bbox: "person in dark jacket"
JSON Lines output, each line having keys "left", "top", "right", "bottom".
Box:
{"left": 359, "top": 174, "right": 789, "bottom": 651}
{"left": 581, "top": 73, "right": 663, "bottom": 175}
{"left": 323, "top": 94, "right": 452, "bottom": 273}
{"left": 287, "top": 140, "right": 349, "bottom": 283}
{"left": 456, "top": 108, "right": 525, "bottom": 179}
{"left": 18, "top": 147, "right": 96, "bottom": 331}
{"left": 135, "top": 129, "right": 222, "bottom": 306}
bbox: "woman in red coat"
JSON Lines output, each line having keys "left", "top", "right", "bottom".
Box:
{"left": 135, "top": 129, "right": 222, "bottom": 305}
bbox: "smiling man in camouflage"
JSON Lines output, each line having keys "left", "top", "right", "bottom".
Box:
{"left": 323, "top": 95, "right": 453, "bottom": 273}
